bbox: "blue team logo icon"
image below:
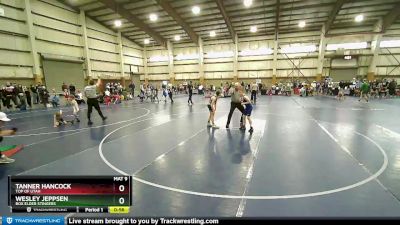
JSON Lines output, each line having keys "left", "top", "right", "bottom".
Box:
{"left": 6, "top": 217, "right": 13, "bottom": 224}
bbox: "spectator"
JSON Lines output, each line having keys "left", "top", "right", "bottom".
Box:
{"left": 75, "top": 90, "right": 85, "bottom": 104}
{"left": 389, "top": 79, "right": 397, "bottom": 97}
{"left": 41, "top": 86, "right": 49, "bottom": 108}
{"left": 129, "top": 82, "right": 135, "bottom": 97}
{"left": 30, "top": 85, "right": 39, "bottom": 104}
{"left": 51, "top": 89, "right": 59, "bottom": 108}
{"left": 62, "top": 82, "right": 68, "bottom": 94}
{"left": 198, "top": 84, "right": 204, "bottom": 95}
{"left": 69, "top": 83, "right": 76, "bottom": 96}
{"left": 250, "top": 82, "right": 258, "bottom": 103}
{"left": 187, "top": 81, "right": 193, "bottom": 105}
{"left": 18, "top": 93, "right": 27, "bottom": 111}
{"left": 359, "top": 80, "right": 370, "bottom": 102}
{"left": 4, "top": 83, "right": 14, "bottom": 109}
{"left": 24, "top": 86, "right": 32, "bottom": 108}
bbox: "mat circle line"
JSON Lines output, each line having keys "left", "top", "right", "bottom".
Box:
{"left": 98, "top": 114, "right": 388, "bottom": 200}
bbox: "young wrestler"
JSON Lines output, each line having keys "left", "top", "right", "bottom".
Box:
{"left": 69, "top": 96, "right": 80, "bottom": 122}
{"left": 54, "top": 110, "right": 74, "bottom": 128}
{"left": 241, "top": 94, "right": 254, "bottom": 133}
{"left": 207, "top": 90, "right": 221, "bottom": 129}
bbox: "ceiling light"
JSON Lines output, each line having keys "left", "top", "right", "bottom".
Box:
{"left": 174, "top": 35, "right": 181, "bottom": 41}
{"left": 380, "top": 40, "right": 400, "bottom": 48}
{"left": 355, "top": 14, "right": 364, "bottom": 22}
{"left": 326, "top": 42, "right": 368, "bottom": 51}
{"left": 250, "top": 26, "right": 257, "bottom": 33}
{"left": 299, "top": 21, "right": 306, "bottom": 28}
{"left": 144, "top": 39, "right": 150, "bottom": 44}
{"left": 175, "top": 53, "right": 199, "bottom": 60}
{"left": 192, "top": 6, "right": 200, "bottom": 14}
{"left": 114, "top": 20, "right": 122, "bottom": 27}
{"left": 149, "top": 55, "right": 169, "bottom": 62}
{"left": 210, "top": 31, "right": 216, "bottom": 37}
{"left": 206, "top": 51, "right": 234, "bottom": 58}
{"left": 149, "top": 13, "right": 158, "bottom": 22}
{"left": 244, "top": 0, "right": 253, "bottom": 7}
{"left": 281, "top": 45, "right": 317, "bottom": 54}
{"left": 240, "top": 47, "right": 273, "bottom": 56}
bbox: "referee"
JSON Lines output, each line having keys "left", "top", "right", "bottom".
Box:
{"left": 187, "top": 81, "right": 193, "bottom": 105}
{"left": 226, "top": 83, "right": 245, "bottom": 129}
{"left": 84, "top": 80, "right": 107, "bottom": 125}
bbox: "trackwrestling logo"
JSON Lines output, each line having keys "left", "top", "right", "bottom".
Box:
{"left": 1, "top": 217, "right": 64, "bottom": 225}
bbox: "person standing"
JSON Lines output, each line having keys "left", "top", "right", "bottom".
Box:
{"left": 117, "top": 83, "right": 122, "bottom": 95}
{"left": 187, "top": 81, "right": 193, "bottom": 105}
{"left": 0, "top": 112, "right": 17, "bottom": 164}
{"left": 30, "top": 85, "right": 38, "bottom": 104}
{"left": 359, "top": 79, "right": 370, "bottom": 102}
{"left": 250, "top": 82, "right": 258, "bottom": 103}
{"left": 69, "top": 84, "right": 76, "bottom": 96}
{"left": 15, "top": 85, "right": 23, "bottom": 107}
{"left": 104, "top": 88, "right": 111, "bottom": 106}
{"left": 40, "top": 87, "right": 49, "bottom": 108}
{"left": 5, "top": 83, "right": 14, "bottom": 109}
{"left": 129, "top": 82, "right": 135, "bottom": 98}
{"left": 389, "top": 79, "right": 397, "bottom": 97}
{"left": 18, "top": 92, "right": 27, "bottom": 111}
{"left": 84, "top": 80, "right": 107, "bottom": 125}
{"left": 226, "top": 83, "right": 246, "bottom": 129}
{"left": 162, "top": 86, "right": 167, "bottom": 102}
{"left": 168, "top": 87, "right": 174, "bottom": 103}
{"left": 198, "top": 84, "right": 204, "bottom": 95}
{"left": 0, "top": 87, "right": 4, "bottom": 110}
{"left": 24, "top": 86, "right": 32, "bottom": 108}
{"left": 207, "top": 90, "right": 221, "bottom": 129}
{"left": 62, "top": 82, "right": 68, "bottom": 94}
{"left": 37, "top": 83, "right": 44, "bottom": 104}
{"left": 69, "top": 96, "right": 80, "bottom": 122}
{"left": 241, "top": 94, "right": 254, "bottom": 133}
{"left": 75, "top": 90, "right": 85, "bottom": 104}
{"left": 152, "top": 85, "right": 159, "bottom": 103}
{"left": 50, "top": 89, "right": 60, "bottom": 108}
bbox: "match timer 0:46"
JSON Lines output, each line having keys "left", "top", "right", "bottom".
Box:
{"left": 8, "top": 176, "right": 132, "bottom": 213}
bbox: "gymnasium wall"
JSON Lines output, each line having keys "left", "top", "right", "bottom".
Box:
{"left": 142, "top": 27, "right": 400, "bottom": 84}
{"left": 377, "top": 24, "right": 400, "bottom": 77}
{"left": 203, "top": 39, "right": 234, "bottom": 80}
{"left": 277, "top": 31, "right": 320, "bottom": 80}
{"left": 238, "top": 36, "right": 274, "bottom": 80}
{"left": 0, "top": 0, "right": 144, "bottom": 87}
{"left": 144, "top": 45, "right": 169, "bottom": 81}
{"left": 0, "top": 0, "right": 33, "bottom": 85}
{"left": 173, "top": 42, "right": 199, "bottom": 81}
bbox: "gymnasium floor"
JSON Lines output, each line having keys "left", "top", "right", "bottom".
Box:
{"left": 1, "top": 95, "right": 400, "bottom": 217}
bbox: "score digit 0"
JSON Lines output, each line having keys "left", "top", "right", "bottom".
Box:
{"left": 118, "top": 185, "right": 125, "bottom": 192}
{"left": 119, "top": 197, "right": 125, "bottom": 205}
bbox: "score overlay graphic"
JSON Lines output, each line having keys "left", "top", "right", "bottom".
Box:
{"left": 8, "top": 176, "right": 132, "bottom": 213}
